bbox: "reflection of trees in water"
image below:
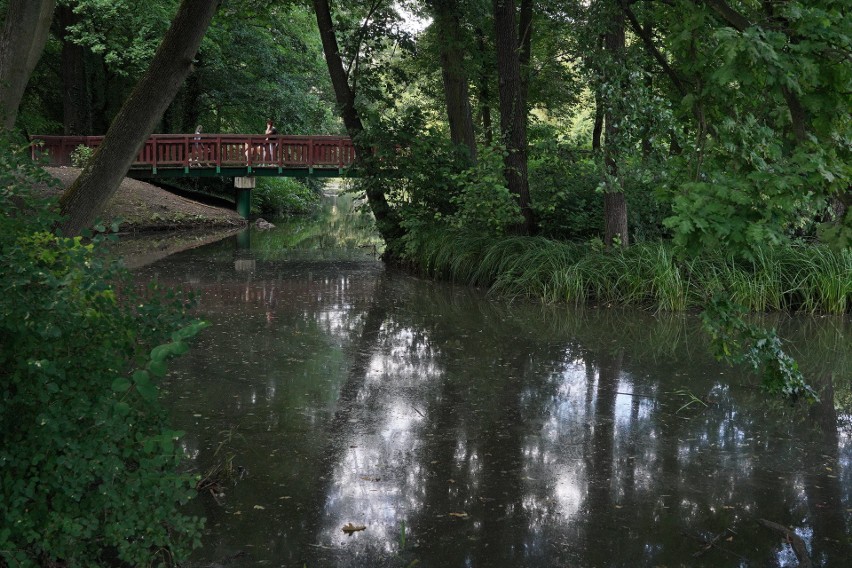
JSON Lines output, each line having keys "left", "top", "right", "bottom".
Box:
{"left": 140, "top": 235, "right": 851, "bottom": 565}
{"left": 251, "top": 194, "right": 382, "bottom": 261}
{"left": 298, "top": 283, "right": 851, "bottom": 565}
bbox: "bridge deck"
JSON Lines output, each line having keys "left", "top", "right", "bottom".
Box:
{"left": 31, "top": 134, "right": 356, "bottom": 178}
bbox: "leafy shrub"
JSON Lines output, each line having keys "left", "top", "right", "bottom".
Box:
{"left": 0, "top": 137, "right": 205, "bottom": 566}
{"left": 528, "top": 141, "right": 603, "bottom": 241}
{"left": 70, "top": 144, "right": 94, "bottom": 168}
{"left": 252, "top": 177, "right": 321, "bottom": 217}
{"left": 527, "top": 135, "right": 672, "bottom": 243}
{"left": 445, "top": 144, "right": 523, "bottom": 235}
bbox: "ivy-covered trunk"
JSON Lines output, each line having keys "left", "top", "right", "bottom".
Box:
{"left": 432, "top": 0, "right": 477, "bottom": 162}
{"left": 602, "top": 1, "right": 628, "bottom": 248}
{"left": 493, "top": 0, "right": 535, "bottom": 235}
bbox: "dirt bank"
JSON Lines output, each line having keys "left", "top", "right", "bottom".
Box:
{"left": 40, "top": 167, "right": 248, "bottom": 267}
{"left": 44, "top": 166, "right": 247, "bottom": 233}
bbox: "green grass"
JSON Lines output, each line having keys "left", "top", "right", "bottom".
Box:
{"left": 404, "top": 229, "right": 851, "bottom": 314}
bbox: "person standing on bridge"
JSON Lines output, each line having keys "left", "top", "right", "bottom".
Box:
{"left": 264, "top": 118, "right": 277, "bottom": 165}
{"left": 192, "top": 125, "right": 203, "bottom": 166}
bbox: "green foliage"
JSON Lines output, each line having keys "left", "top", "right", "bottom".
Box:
{"left": 177, "top": 1, "right": 339, "bottom": 134}
{"left": 64, "top": 0, "right": 177, "bottom": 77}
{"left": 0, "top": 137, "right": 205, "bottom": 566}
{"left": 445, "top": 144, "right": 523, "bottom": 235}
{"left": 701, "top": 296, "right": 818, "bottom": 402}
{"left": 661, "top": 128, "right": 846, "bottom": 259}
{"left": 252, "top": 177, "right": 322, "bottom": 218}
{"left": 527, "top": 135, "right": 602, "bottom": 240}
{"left": 356, "top": 108, "right": 471, "bottom": 256}
{"left": 658, "top": 0, "right": 851, "bottom": 258}
{"left": 70, "top": 143, "right": 94, "bottom": 168}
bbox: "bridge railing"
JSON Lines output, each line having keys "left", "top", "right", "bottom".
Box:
{"left": 31, "top": 134, "right": 356, "bottom": 172}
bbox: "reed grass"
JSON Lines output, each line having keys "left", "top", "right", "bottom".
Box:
{"left": 404, "top": 229, "right": 851, "bottom": 314}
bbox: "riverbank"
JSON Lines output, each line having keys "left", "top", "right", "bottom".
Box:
{"left": 44, "top": 166, "right": 247, "bottom": 233}
{"left": 403, "top": 228, "right": 851, "bottom": 315}
{"left": 40, "top": 167, "right": 248, "bottom": 268}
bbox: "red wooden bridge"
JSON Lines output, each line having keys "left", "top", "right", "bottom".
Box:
{"left": 31, "top": 134, "right": 356, "bottom": 178}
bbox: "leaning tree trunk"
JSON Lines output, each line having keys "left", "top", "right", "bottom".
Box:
{"left": 493, "top": 0, "right": 535, "bottom": 235}
{"left": 432, "top": 0, "right": 477, "bottom": 162}
{"left": 58, "top": 5, "right": 91, "bottom": 135}
{"left": 312, "top": 0, "right": 402, "bottom": 245}
{"left": 58, "top": 0, "right": 218, "bottom": 235}
{"left": 0, "top": 0, "right": 56, "bottom": 130}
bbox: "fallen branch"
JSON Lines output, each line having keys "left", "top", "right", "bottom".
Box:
{"left": 681, "top": 528, "right": 746, "bottom": 561}
{"left": 692, "top": 527, "right": 734, "bottom": 558}
{"left": 757, "top": 519, "right": 812, "bottom": 568}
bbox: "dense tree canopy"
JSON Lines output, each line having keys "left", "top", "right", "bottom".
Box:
{"left": 7, "top": 0, "right": 847, "bottom": 253}
{"left": 0, "top": 0, "right": 848, "bottom": 563}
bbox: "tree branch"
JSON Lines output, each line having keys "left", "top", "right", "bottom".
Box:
{"left": 702, "top": 0, "right": 750, "bottom": 32}
{"left": 621, "top": 2, "right": 687, "bottom": 96}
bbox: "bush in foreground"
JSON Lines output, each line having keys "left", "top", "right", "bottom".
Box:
{"left": 1, "top": 138, "right": 205, "bottom": 566}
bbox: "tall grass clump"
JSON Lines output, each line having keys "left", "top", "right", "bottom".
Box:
{"left": 400, "top": 229, "right": 850, "bottom": 315}
{"left": 790, "top": 245, "right": 851, "bottom": 314}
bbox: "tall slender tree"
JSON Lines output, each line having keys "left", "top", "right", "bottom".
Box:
{"left": 59, "top": 0, "right": 218, "bottom": 235}
{"left": 312, "top": 0, "right": 402, "bottom": 244}
{"left": 601, "top": 2, "right": 628, "bottom": 248}
{"left": 57, "top": 3, "right": 91, "bottom": 135}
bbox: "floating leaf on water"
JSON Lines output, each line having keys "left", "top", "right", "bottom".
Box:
{"left": 342, "top": 523, "right": 366, "bottom": 534}
{"left": 448, "top": 512, "right": 468, "bottom": 519}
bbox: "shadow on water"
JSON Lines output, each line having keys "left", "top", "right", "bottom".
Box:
{"left": 132, "top": 196, "right": 852, "bottom": 567}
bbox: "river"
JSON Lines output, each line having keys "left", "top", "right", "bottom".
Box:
{"left": 130, "top": 194, "right": 851, "bottom": 567}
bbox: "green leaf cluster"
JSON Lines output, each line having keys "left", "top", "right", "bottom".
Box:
{"left": 0, "top": 137, "right": 205, "bottom": 566}
{"left": 701, "top": 295, "right": 818, "bottom": 401}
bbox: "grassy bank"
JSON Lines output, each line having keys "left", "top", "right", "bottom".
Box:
{"left": 404, "top": 230, "right": 851, "bottom": 315}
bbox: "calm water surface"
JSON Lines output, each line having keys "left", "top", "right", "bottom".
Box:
{"left": 131, "top": 196, "right": 852, "bottom": 567}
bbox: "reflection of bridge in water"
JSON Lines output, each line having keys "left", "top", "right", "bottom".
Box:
{"left": 32, "top": 133, "right": 357, "bottom": 217}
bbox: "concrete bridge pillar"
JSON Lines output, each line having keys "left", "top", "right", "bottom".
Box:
{"left": 234, "top": 176, "right": 255, "bottom": 218}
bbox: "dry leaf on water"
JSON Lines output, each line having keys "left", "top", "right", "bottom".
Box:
{"left": 342, "top": 523, "right": 367, "bottom": 534}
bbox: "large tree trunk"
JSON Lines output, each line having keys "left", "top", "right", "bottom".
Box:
{"left": 432, "top": 0, "right": 477, "bottom": 162}
{"left": 312, "top": 0, "right": 401, "bottom": 245}
{"left": 493, "top": 0, "right": 535, "bottom": 235}
{"left": 602, "top": 4, "right": 629, "bottom": 248}
{"left": 0, "top": 0, "right": 56, "bottom": 130}
{"left": 58, "top": 4, "right": 91, "bottom": 135}
{"left": 58, "top": 0, "right": 217, "bottom": 235}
